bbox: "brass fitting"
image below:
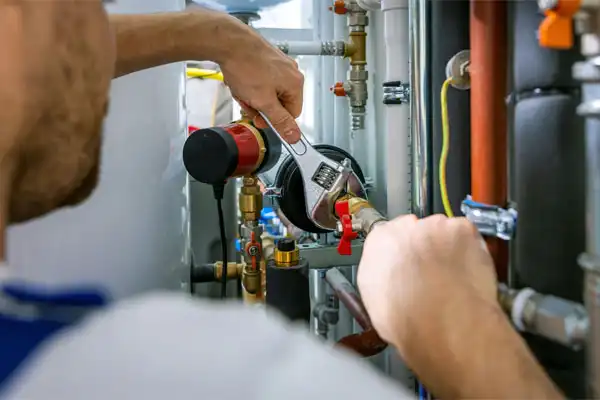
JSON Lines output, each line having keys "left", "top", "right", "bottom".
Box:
{"left": 214, "top": 261, "right": 243, "bottom": 281}
{"left": 348, "top": 31, "right": 366, "bottom": 66}
{"left": 239, "top": 175, "right": 263, "bottom": 222}
{"left": 336, "top": 194, "right": 386, "bottom": 235}
{"left": 242, "top": 266, "right": 261, "bottom": 295}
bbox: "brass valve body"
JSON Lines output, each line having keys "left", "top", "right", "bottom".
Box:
{"left": 239, "top": 175, "right": 263, "bottom": 222}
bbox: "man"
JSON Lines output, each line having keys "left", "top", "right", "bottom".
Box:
{"left": 0, "top": 2, "right": 563, "bottom": 399}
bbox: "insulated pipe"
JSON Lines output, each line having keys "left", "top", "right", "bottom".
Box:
{"left": 469, "top": 0, "right": 508, "bottom": 281}
{"left": 382, "top": 0, "right": 410, "bottom": 218}
{"left": 409, "top": 0, "right": 431, "bottom": 217}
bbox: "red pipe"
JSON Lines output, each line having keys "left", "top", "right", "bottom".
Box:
{"left": 470, "top": 0, "right": 509, "bottom": 282}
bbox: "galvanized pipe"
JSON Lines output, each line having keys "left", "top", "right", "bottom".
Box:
{"left": 274, "top": 41, "right": 346, "bottom": 56}
{"left": 409, "top": 0, "right": 431, "bottom": 217}
{"left": 574, "top": 26, "right": 600, "bottom": 397}
{"left": 578, "top": 92, "right": 600, "bottom": 397}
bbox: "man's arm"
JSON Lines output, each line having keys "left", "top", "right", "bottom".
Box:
{"left": 398, "top": 295, "right": 563, "bottom": 399}
{"left": 110, "top": 10, "right": 245, "bottom": 77}
{"left": 109, "top": 10, "right": 303, "bottom": 143}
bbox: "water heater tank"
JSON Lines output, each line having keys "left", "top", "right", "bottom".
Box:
{"left": 191, "top": 0, "right": 292, "bottom": 12}
{"left": 6, "top": 0, "right": 191, "bottom": 300}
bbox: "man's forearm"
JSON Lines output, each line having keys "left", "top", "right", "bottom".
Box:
{"left": 400, "top": 297, "right": 563, "bottom": 399}
{"left": 110, "top": 10, "right": 249, "bottom": 77}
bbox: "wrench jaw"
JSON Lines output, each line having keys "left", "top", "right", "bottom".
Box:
{"left": 307, "top": 168, "right": 367, "bottom": 231}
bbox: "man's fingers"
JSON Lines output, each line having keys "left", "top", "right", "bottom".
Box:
{"left": 257, "top": 102, "right": 301, "bottom": 144}
{"left": 235, "top": 98, "right": 258, "bottom": 120}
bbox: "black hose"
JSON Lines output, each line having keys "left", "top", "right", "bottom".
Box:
{"left": 212, "top": 183, "right": 227, "bottom": 299}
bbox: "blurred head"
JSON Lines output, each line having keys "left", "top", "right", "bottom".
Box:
{"left": 0, "top": 0, "right": 115, "bottom": 229}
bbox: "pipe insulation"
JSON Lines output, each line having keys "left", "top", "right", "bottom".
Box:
{"left": 382, "top": 0, "right": 410, "bottom": 218}
{"left": 511, "top": 1, "right": 585, "bottom": 397}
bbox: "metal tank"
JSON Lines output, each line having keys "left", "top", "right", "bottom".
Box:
{"left": 6, "top": 0, "right": 191, "bottom": 299}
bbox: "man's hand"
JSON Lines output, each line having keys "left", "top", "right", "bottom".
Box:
{"left": 357, "top": 215, "right": 563, "bottom": 399}
{"left": 218, "top": 21, "right": 303, "bottom": 144}
{"left": 357, "top": 214, "right": 497, "bottom": 349}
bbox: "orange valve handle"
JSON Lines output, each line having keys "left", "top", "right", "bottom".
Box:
{"left": 539, "top": 0, "right": 581, "bottom": 49}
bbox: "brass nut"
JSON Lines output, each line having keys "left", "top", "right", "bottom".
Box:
{"left": 274, "top": 248, "right": 300, "bottom": 267}
{"left": 214, "top": 261, "right": 242, "bottom": 280}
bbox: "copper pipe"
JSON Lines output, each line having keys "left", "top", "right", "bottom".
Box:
{"left": 470, "top": 0, "right": 509, "bottom": 282}
{"left": 325, "top": 268, "right": 387, "bottom": 357}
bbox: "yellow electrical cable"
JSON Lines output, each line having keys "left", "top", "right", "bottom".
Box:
{"left": 186, "top": 68, "right": 224, "bottom": 82}
{"left": 440, "top": 77, "right": 454, "bottom": 218}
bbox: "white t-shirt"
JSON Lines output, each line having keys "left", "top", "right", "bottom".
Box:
{"left": 1, "top": 292, "right": 413, "bottom": 400}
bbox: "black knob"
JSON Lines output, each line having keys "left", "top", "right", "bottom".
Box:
{"left": 277, "top": 238, "right": 296, "bottom": 252}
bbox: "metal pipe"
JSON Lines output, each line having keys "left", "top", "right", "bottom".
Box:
{"left": 325, "top": 267, "right": 387, "bottom": 357}
{"left": 409, "top": 0, "right": 431, "bottom": 218}
{"left": 274, "top": 40, "right": 346, "bottom": 56}
{"left": 334, "top": 7, "right": 350, "bottom": 151}
{"left": 325, "top": 267, "right": 371, "bottom": 330}
{"left": 469, "top": 0, "right": 509, "bottom": 281}
{"left": 577, "top": 85, "right": 600, "bottom": 398}
{"left": 382, "top": 0, "right": 410, "bottom": 218}
{"left": 310, "top": 269, "right": 329, "bottom": 338}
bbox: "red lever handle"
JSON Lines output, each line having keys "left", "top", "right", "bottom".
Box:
{"left": 335, "top": 200, "right": 358, "bottom": 255}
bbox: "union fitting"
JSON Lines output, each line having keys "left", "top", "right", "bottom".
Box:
{"left": 498, "top": 284, "right": 589, "bottom": 350}
{"left": 239, "top": 175, "right": 262, "bottom": 222}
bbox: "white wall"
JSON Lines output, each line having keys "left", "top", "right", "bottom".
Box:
{"left": 6, "top": 0, "right": 191, "bottom": 299}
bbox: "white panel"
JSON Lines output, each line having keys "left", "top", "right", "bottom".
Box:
{"left": 6, "top": 0, "right": 190, "bottom": 299}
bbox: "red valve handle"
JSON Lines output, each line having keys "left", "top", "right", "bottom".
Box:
{"left": 335, "top": 200, "right": 358, "bottom": 255}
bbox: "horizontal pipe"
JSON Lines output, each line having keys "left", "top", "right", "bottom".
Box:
{"left": 273, "top": 41, "right": 345, "bottom": 56}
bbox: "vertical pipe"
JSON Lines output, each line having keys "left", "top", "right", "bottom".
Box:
{"left": 334, "top": 11, "right": 350, "bottom": 151}
{"left": 310, "top": 269, "right": 328, "bottom": 338}
{"left": 321, "top": 5, "right": 335, "bottom": 144}
{"left": 409, "top": 0, "right": 431, "bottom": 217}
{"left": 579, "top": 84, "right": 600, "bottom": 398}
{"left": 469, "top": 0, "right": 508, "bottom": 281}
{"left": 382, "top": 0, "right": 410, "bottom": 218}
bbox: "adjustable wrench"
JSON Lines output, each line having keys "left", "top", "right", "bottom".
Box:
{"left": 259, "top": 112, "right": 365, "bottom": 231}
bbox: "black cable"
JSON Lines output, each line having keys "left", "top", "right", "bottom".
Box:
{"left": 212, "top": 183, "right": 228, "bottom": 299}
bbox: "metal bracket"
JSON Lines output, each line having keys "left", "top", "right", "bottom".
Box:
{"left": 383, "top": 81, "right": 410, "bottom": 105}
{"left": 460, "top": 196, "right": 517, "bottom": 241}
{"left": 299, "top": 242, "right": 363, "bottom": 269}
